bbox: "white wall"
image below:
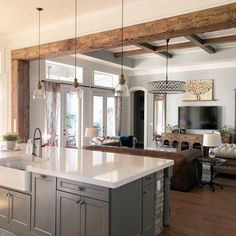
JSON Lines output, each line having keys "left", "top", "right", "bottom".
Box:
{"left": 29, "top": 55, "right": 129, "bottom": 146}
{"left": 0, "top": 46, "right": 11, "bottom": 136}
{"left": 129, "top": 67, "right": 236, "bottom": 145}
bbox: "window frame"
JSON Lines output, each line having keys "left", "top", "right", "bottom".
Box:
{"left": 93, "top": 70, "right": 119, "bottom": 89}
{"left": 153, "top": 94, "right": 166, "bottom": 136}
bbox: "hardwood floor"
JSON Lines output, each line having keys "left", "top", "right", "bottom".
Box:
{"left": 159, "top": 175, "right": 236, "bottom": 236}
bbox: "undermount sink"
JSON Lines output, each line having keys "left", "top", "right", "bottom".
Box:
{"left": 0, "top": 157, "right": 45, "bottom": 192}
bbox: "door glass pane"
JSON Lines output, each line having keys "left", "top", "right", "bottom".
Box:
{"left": 93, "top": 96, "right": 103, "bottom": 136}
{"left": 65, "top": 93, "right": 79, "bottom": 147}
{"left": 107, "top": 97, "right": 115, "bottom": 136}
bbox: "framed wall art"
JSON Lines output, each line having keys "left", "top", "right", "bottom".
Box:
{"left": 183, "top": 79, "right": 214, "bottom": 101}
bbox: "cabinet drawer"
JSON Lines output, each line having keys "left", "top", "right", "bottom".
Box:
{"left": 143, "top": 174, "right": 155, "bottom": 186}
{"left": 57, "top": 178, "right": 109, "bottom": 202}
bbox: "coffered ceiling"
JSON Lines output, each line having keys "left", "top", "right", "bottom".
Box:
{"left": 0, "top": 0, "right": 235, "bottom": 35}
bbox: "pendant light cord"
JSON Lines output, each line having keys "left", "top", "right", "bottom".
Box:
{"left": 74, "top": 0, "right": 77, "bottom": 80}
{"left": 166, "top": 39, "right": 169, "bottom": 84}
{"left": 37, "top": 8, "right": 42, "bottom": 84}
{"left": 121, "top": 0, "right": 124, "bottom": 76}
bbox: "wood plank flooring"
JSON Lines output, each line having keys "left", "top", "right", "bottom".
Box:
{"left": 159, "top": 175, "right": 236, "bottom": 236}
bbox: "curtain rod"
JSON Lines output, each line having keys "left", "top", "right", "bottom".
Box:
{"left": 41, "top": 80, "right": 115, "bottom": 92}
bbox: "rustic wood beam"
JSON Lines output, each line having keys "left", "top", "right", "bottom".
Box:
{"left": 11, "top": 2, "right": 236, "bottom": 140}
{"left": 12, "top": 2, "right": 236, "bottom": 60}
{"left": 113, "top": 34, "right": 236, "bottom": 57}
{"left": 185, "top": 34, "right": 216, "bottom": 54}
{"left": 135, "top": 43, "right": 173, "bottom": 58}
{"left": 11, "top": 60, "right": 29, "bottom": 142}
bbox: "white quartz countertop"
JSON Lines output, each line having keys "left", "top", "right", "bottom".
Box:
{"left": 0, "top": 146, "right": 174, "bottom": 188}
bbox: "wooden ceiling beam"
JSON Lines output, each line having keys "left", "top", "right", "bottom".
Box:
{"left": 135, "top": 43, "right": 173, "bottom": 58}
{"left": 113, "top": 34, "right": 236, "bottom": 57}
{"left": 185, "top": 34, "right": 216, "bottom": 54}
{"left": 12, "top": 2, "right": 236, "bottom": 60}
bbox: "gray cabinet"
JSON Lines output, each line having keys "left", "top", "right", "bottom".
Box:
{"left": 142, "top": 183, "right": 155, "bottom": 236}
{"left": 31, "top": 173, "right": 56, "bottom": 236}
{"left": 57, "top": 191, "right": 109, "bottom": 236}
{"left": 0, "top": 187, "right": 31, "bottom": 232}
{"left": 57, "top": 191, "right": 81, "bottom": 236}
{"left": 0, "top": 188, "right": 9, "bottom": 223}
{"left": 9, "top": 190, "right": 31, "bottom": 231}
{"left": 80, "top": 196, "right": 109, "bottom": 236}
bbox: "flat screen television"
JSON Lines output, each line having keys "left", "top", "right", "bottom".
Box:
{"left": 178, "top": 106, "right": 222, "bottom": 130}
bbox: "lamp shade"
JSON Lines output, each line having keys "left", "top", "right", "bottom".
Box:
{"left": 203, "top": 132, "right": 222, "bottom": 147}
{"left": 85, "top": 127, "right": 98, "bottom": 138}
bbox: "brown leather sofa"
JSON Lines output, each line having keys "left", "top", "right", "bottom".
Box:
{"left": 83, "top": 145, "right": 202, "bottom": 191}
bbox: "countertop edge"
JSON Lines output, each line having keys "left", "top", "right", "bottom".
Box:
{"left": 26, "top": 160, "right": 174, "bottom": 189}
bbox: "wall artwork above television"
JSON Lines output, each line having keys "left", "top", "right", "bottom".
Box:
{"left": 183, "top": 79, "right": 213, "bottom": 101}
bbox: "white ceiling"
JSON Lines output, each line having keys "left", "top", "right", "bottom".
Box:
{"left": 0, "top": 0, "right": 235, "bottom": 35}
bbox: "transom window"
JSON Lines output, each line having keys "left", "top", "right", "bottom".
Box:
{"left": 45, "top": 60, "right": 83, "bottom": 83}
{"left": 94, "top": 71, "right": 119, "bottom": 88}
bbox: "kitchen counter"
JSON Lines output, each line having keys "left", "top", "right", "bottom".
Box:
{"left": 0, "top": 146, "right": 173, "bottom": 188}
{"left": 0, "top": 145, "right": 173, "bottom": 236}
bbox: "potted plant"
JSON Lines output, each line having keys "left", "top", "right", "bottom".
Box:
{"left": 2, "top": 132, "right": 19, "bottom": 150}
{"left": 219, "top": 125, "right": 234, "bottom": 143}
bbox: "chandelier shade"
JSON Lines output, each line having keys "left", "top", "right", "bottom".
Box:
{"left": 148, "top": 80, "right": 186, "bottom": 94}
{"left": 147, "top": 39, "right": 186, "bottom": 95}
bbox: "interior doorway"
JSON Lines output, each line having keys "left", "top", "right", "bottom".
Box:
{"left": 133, "top": 90, "right": 144, "bottom": 148}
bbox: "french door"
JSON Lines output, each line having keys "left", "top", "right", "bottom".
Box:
{"left": 92, "top": 90, "right": 115, "bottom": 137}
{"left": 60, "top": 85, "right": 81, "bottom": 148}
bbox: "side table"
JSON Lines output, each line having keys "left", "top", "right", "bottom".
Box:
{"left": 197, "top": 157, "right": 226, "bottom": 192}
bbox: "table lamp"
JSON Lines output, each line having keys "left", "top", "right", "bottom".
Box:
{"left": 85, "top": 127, "right": 98, "bottom": 144}
{"left": 203, "top": 132, "right": 222, "bottom": 158}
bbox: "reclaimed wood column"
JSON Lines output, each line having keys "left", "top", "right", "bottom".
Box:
{"left": 11, "top": 59, "right": 30, "bottom": 142}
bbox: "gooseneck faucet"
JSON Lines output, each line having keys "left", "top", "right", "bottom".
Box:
{"left": 32, "top": 128, "right": 42, "bottom": 157}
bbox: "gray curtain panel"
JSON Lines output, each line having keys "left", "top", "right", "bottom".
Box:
{"left": 44, "top": 82, "right": 60, "bottom": 146}
{"left": 115, "top": 96, "right": 122, "bottom": 136}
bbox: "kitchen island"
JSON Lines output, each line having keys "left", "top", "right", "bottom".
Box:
{"left": 0, "top": 147, "right": 173, "bottom": 236}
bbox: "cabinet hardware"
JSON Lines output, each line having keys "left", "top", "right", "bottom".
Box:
{"left": 76, "top": 200, "right": 81, "bottom": 204}
{"left": 143, "top": 190, "right": 147, "bottom": 194}
{"left": 78, "top": 186, "right": 86, "bottom": 191}
{"left": 40, "top": 175, "right": 47, "bottom": 179}
{"left": 80, "top": 201, "right": 85, "bottom": 206}
{"left": 5, "top": 193, "right": 10, "bottom": 197}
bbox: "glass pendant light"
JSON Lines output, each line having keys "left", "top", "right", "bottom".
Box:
{"left": 114, "top": 0, "right": 129, "bottom": 97}
{"left": 70, "top": 0, "right": 82, "bottom": 97}
{"left": 147, "top": 39, "right": 186, "bottom": 94}
{"left": 33, "top": 7, "right": 46, "bottom": 100}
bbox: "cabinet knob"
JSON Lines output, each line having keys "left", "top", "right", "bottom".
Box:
{"left": 5, "top": 193, "right": 12, "bottom": 197}
{"left": 80, "top": 201, "right": 85, "bottom": 206}
{"left": 143, "top": 190, "right": 147, "bottom": 194}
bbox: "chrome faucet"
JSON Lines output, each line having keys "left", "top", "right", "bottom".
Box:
{"left": 32, "top": 128, "right": 42, "bottom": 157}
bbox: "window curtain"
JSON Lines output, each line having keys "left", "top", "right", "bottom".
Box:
{"left": 44, "top": 82, "right": 60, "bottom": 146}
{"left": 115, "top": 97, "right": 122, "bottom": 136}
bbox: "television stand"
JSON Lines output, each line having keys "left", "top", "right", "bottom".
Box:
{"left": 162, "top": 133, "right": 203, "bottom": 151}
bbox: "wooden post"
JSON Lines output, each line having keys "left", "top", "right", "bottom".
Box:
{"left": 11, "top": 60, "right": 30, "bottom": 142}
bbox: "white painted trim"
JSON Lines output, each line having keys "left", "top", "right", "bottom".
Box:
{"left": 129, "top": 86, "right": 148, "bottom": 148}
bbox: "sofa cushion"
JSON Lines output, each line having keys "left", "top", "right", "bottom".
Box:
{"left": 214, "top": 143, "right": 236, "bottom": 159}
{"left": 120, "top": 135, "right": 134, "bottom": 148}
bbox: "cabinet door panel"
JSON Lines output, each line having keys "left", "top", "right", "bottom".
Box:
{"left": 57, "top": 191, "right": 81, "bottom": 236}
{"left": 0, "top": 188, "right": 9, "bottom": 223}
{"left": 81, "top": 197, "right": 109, "bottom": 236}
{"left": 143, "top": 184, "right": 155, "bottom": 236}
{"left": 9, "top": 191, "right": 31, "bottom": 231}
{"left": 31, "top": 174, "right": 56, "bottom": 236}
